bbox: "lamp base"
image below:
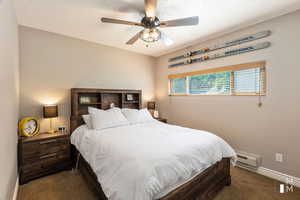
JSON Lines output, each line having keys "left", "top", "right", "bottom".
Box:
{"left": 148, "top": 109, "right": 154, "bottom": 117}
{"left": 46, "top": 118, "right": 56, "bottom": 134}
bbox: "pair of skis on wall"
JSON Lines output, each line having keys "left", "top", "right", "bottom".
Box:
{"left": 168, "top": 30, "right": 271, "bottom": 68}
{"left": 169, "top": 42, "right": 271, "bottom": 68}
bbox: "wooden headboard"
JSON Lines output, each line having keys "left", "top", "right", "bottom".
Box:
{"left": 70, "top": 88, "right": 142, "bottom": 133}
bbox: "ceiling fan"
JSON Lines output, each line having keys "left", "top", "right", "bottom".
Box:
{"left": 101, "top": 0, "right": 199, "bottom": 46}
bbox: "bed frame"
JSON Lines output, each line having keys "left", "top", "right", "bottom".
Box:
{"left": 70, "top": 88, "right": 231, "bottom": 200}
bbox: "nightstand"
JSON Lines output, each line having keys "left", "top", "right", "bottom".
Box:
{"left": 155, "top": 118, "right": 167, "bottom": 123}
{"left": 18, "top": 132, "right": 71, "bottom": 184}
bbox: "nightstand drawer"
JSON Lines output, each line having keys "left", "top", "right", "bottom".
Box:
{"left": 21, "top": 157, "right": 71, "bottom": 184}
{"left": 22, "top": 152, "right": 70, "bottom": 173}
{"left": 22, "top": 137, "right": 69, "bottom": 159}
{"left": 23, "top": 148, "right": 70, "bottom": 163}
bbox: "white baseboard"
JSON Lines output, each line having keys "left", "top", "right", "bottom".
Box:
{"left": 237, "top": 165, "right": 300, "bottom": 188}
{"left": 12, "top": 176, "right": 19, "bottom": 200}
{"left": 257, "top": 167, "right": 300, "bottom": 188}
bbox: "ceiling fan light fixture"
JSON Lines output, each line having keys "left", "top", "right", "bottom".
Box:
{"left": 140, "top": 28, "right": 161, "bottom": 43}
{"left": 101, "top": 0, "right": 199, "bottom": 45}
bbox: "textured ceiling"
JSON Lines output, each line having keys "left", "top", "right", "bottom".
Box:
{"left": 14, "top": 0, "right": 300, "bottom": 57}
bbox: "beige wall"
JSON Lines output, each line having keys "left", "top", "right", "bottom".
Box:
{"left": 0, "top": 0, "right": 19, "bottom": 199}
{"left": 18, "top": 9, "right": 300, "bottom": 179}
{"left": 19, "top": 26, "right": 156, "bottom": 132}
{"left": 155, "top": 11, "right": 300, "bottom": 177}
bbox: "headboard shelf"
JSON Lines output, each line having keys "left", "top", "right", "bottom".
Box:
{"left": 71, "top": 88, "right": 142, "bottom": 132}
{"left": 79, "top": 102, "right": 102, "bottom": 105}
{"left": 123, "top": 101, "right": 139, "bottom": 104}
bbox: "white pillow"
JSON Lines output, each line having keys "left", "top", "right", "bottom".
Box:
{"left": 88, "top": 107, "right": 129, "bottom": 130}
{"left": 121, "top": 108, "right": 154, "bottom": 124}
{"left": 88, "top": 106, "right": 121, "bottom": 114}
{"left": 82, "top": 115, "right": 93, "bottom": 129}
{"left": 88, "top": 106, "right": 101, "bottom": 115}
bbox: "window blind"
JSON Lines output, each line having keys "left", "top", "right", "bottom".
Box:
{"left": 169, "top": 61, "right": 266, "bottom": 96}
{"left": 233, "top": 67, "right": 265, "bottom": 95}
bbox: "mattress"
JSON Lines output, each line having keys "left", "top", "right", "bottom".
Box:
{"left": 71, "top": 121, "right": 236, "bottom": 200}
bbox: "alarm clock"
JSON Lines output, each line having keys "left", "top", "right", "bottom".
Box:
{"left": 18, "top": 117, "right": 40, "bottom": 137}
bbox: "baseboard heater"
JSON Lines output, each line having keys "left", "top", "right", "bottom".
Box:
{"left": 236, "top": 151, "right": 261, "bottom": 170}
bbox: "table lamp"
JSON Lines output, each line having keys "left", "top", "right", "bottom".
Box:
{"left": 147, "top": 101, "right": 156, "bottom": 110}
{"left": 147, "top": 101, "right": 156, "bottom": 118}
{"left": 43, "top": 105, "right": 58, "bottom": 134}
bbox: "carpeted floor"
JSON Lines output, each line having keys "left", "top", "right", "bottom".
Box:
{"left": 18, "top": 167, "right": 300, "bottom": 200}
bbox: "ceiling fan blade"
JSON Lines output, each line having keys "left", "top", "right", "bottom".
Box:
{"left": 144, "top": 0, "right": 157, "bottom": 18}
{"left": 126, "top": 30, "right": 143, "bottom": 45}
{"left": 101, "top": 18, "right": 142, "bottom": 26}
{"left": 161, "top": 16, "right": 199, "bottom": 27}
{"left": 161, "top": 31, "right": 174, "bottom": 46}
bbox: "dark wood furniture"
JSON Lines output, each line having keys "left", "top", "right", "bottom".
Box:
{"left": 71, "top": 88, "right": 141, "bottom": 132}
{"left": 156, "top": 118, "right": 167, "bottom": 123}
{"left": 70, "top": 88, "right": 231, "bottom": 200}
{"left": 18, "top": 132, "right": 71, "bottom": 184}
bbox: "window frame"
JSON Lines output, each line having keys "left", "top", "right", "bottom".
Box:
{"left": 168, "top": 61, "right": 266, "bottom": 96}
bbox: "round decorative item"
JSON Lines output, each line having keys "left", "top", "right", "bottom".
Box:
{"left": 18, "top": 117, "right": 40, "bottom": 137}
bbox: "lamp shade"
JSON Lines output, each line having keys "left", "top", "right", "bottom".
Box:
{"left": 147, "top": 101, "right": 156, "bottom": 110}
{"left": 43, "top": 105, "right": 58, "bottom": 118}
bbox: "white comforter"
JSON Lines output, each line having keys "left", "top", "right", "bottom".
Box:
{"left": 71, "top": 121, "right": 236, "bottom": 200}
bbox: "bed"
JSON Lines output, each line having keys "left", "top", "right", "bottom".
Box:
{"left": 70, "top": 88, "right": 236, "bottom": 200}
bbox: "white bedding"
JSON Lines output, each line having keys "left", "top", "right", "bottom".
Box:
{"left": 71, "top": 121, "right": 236, "bottom": 200}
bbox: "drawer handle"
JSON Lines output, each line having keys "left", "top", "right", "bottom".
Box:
{"left": 39, "top": 139, "right": 57, "bottom": 144}
{"left": 40, "top": 153, "right": 57, "bottom": 159}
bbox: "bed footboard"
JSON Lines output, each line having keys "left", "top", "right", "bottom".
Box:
{"left": 159, "top": 158, "right": 231, "bottom": 200}
{"left": 73, "top": 146, "right": 231, "bottom": 200}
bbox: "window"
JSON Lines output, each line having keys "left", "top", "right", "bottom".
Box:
{"left": 169, "top": 61, "right": 266, "bottom": 96}
{"left": 189, "top": 71, "right": 230, "bottom": 95}
{"left": 170, "top": 77, "right": 186, "bottom": 94}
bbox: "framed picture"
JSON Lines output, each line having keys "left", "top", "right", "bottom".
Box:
{"left": 126, "top": 94, "right": 134, "bottom": 101}
{"left": 79, "top": 96, "right": 91, "bottom": 104}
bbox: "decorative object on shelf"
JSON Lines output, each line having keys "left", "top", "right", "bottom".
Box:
{"left": 43, "top": 105, "right": 58, "bottom": 134}
{"left": 168, "top": 30, "right": 271, "bottom": 62}
{"left": 169, "top": 42, "right": 271, "bottom": 68}
{"left": 126, "top": 94, "right": 134, "bottom": 101}
{"left": 79, "top": 94, "right": 101, "bottom": 105}
{"left": 18, "top": 117, "right": 40, "bottom": 137}
{"left": 79, "top": 96, "right": 91, "bottom": 104}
